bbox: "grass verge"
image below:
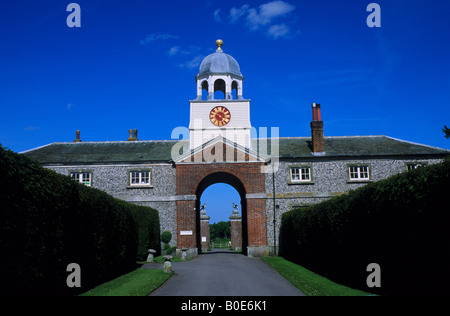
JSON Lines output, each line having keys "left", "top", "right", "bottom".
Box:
{"left": 263, "top": 257, "right": 373, "bottom": 296}
{"left": 80, "top": 267, "right": 171, "bottom": 296}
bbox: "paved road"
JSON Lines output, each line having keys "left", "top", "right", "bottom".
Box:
{"left": 145, "top": 250, "right": 305, "bottom": 296}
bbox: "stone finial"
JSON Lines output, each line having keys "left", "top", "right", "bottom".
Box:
{"left": 230, "top": 203, "right": 241, "bottom": 220}
{"left": 200, "top": 203, "right": 210, "bottom": 220}
{"left": 200, "top": 210, "right": 210, "bottom": 221}
{"left": 230, "top": 210, "right": 241, "bottom": 220}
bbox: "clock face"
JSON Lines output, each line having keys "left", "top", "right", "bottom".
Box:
{"left": 209, "top": 106, "right": 231, "bottom": 127}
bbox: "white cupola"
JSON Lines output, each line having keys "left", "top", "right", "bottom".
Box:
{"left": 189, "top": 40, "right": 252, "bottom": 150}
{"left": 195, "top": 39, "right": 244, "bottom": 101}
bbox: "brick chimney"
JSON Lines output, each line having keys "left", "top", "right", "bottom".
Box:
{"left": 310, "top": 103, "right": 325, "bottom": 155}
{"left": 73, "top": 130, "right": 81, "bottom": 142}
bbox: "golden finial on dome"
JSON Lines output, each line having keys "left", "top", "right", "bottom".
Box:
{"left": 216, "top": 39, "right": 223, "bottom": 52}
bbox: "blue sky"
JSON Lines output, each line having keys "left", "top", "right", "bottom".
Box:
{"left": 1, "top": 0, "right": 449, "bottom": 223}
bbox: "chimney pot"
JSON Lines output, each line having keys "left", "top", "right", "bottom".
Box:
{"left": 127, "top": 129, "right": 134, "bottom": 141}
{"left": 312, "top": 103, "right": 317, "bottom": 121}
{"left": 73, "top": 130, "right": 81, "bottom": 142}
{"left": 133, "top": 129, "right": 138, "bottom": 141}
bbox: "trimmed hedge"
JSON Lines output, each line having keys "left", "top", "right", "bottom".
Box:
{"left": 0, "top": 146, "right": 159, "bottom": 295}
{"left": 131, "top": 204, "right": 160, "bottom": 261}
{"left": 280, "top": 158, "right": 450, "bottom": 295}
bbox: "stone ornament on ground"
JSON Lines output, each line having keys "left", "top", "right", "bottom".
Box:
{"left": 146, "top": 249, "right": 156, "bottom": 263}
{"left": 163, "top": 256, "right": 173, "bottom": 273}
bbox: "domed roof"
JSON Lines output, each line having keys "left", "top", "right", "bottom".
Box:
{"left": 197, "top": 40, "right": 243, "bottom": 78}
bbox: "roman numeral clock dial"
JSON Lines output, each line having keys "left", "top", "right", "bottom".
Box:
{"left": 209, "top": 106, "right": 231, "bottom": 127}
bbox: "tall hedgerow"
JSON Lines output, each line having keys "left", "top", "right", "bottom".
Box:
{"left": 0, "top": 145, "right": 159, "bottom": 295}
{"left": 280, "top": 158, "right": 450, "bottom": 295}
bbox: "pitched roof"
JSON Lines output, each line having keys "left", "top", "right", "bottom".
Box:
{"left": 21, "top": 140, "right": 184, "bottom": 165}
{"left": 256, "top": 136, "right": 450, "bottom": 159}
{"left": 21, "top": 136, "right": 449, "bottom": 165}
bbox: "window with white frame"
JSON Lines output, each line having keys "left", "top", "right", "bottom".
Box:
{"left": 130, "top": 171, "right": 151, "bottom": 186}
{"left": 348, "top": 166, "right": 370, "bottom": 181}
{"left": 406, "top": 163, "right": 426, "bottom": 171}
{"left": 290, "top": 167, "right": 311, "bottom": 183}
{"left": 71, "top": 172, "right": 92, "bottom": 186}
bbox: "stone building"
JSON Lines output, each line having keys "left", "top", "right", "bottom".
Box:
{"left": 22, "top": 40, "right": 449, "bottom": 257}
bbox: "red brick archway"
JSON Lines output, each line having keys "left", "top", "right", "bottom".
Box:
{"left": 195, "top": 172, "right": 247, "bottom": 255}
{"left": 175, "top": 162, "right": 267, "bottom": 256}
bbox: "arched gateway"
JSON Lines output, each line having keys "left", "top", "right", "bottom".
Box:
{"left": 196, "top": 173, "right": 246, "bottom": 254}
{"left": 175, "top": 152, "right": 268, "bottom": 257}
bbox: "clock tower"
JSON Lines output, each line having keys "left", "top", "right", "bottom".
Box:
{"left": 189, "top": 40, "right": 252, "bottom": 149}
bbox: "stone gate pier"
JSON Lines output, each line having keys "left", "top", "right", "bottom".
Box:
{"left": 230, "top": 207, "right": 242, "bottom": 252}
{"left": 200, "top": 207, "right": 210, "bottom": 252}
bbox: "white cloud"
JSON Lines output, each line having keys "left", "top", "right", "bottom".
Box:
{"left": 167, "top": 46, "right": 181, "bottom": 56}
{"left": 167, "top": 45, "right": 201, "bottom": 57}
{"left": 213, "top": 8, "right": 222, "bottom": 22}
{"left": 229, "top": 4, "right": 250, "bottom": 24}
{"left": 247, "top": 1, "right": 295, "bottom": 30}
{"left": 140, "top": 33, "right": 179, "bottom": 46}
{"left": 259, "top": 1, "right": 295, "bottom": 19}
{"left": 167, "top": 45, "right": 204, "bottom": 69}
{"left": 267, "top": 23, "right": 290, "bottom": 39}
{"left": 179, "top": 55, "right": 205, "bottom": 69}
{"left": 24, "top": 125, "right": 39, "bottom": 131}
{"left": 226, "top": 1, "right": 296, "bottom": 38}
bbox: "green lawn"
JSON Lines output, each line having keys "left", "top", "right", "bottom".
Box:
{"left": 263, "top": 257, "right": 373, "bottom": 296}
{"left": 80, "top": 267, "right": 171, "bottom": 296}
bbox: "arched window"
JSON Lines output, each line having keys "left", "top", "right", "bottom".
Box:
{"left": 213, "top": 79, "right": 226, "bottom": 100}
{"left": 201, "top": 80, "right": 209, "bottom": 100}
{"left": 231, "top": 81, "right": 239, "bottom": 100}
